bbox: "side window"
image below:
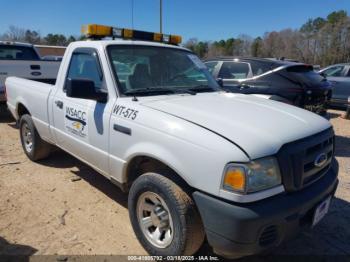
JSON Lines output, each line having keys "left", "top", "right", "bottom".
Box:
{"left": 218, "top": 62, "right": 250, "bottom": 79}
{"left": 205, "top": 61, "right": 218, "bottom": 74}
{"left": 322, "top": 66, "right": 345, "bottom": 77}
{"left": 0, "top": 46, "right": 40, "bottom": 60}
{"left": 250, "top": 61, "right": 271, "bottom": 76}
{"left": 66, "top": 51, "right": 103, "bottom": 90}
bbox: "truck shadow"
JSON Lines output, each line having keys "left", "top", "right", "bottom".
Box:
{"left": 38, "top": 150, "right": 128, "bottom": 208}
{"left": 197, "top": 196, "right": 350, "bottom": 261}
{"left": 0, "top": 236, "right": 37, "bottom": 261}
{"left": 0, "top": 106, "right": 15, "bottom": 124}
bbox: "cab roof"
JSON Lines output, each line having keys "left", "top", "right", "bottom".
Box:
{"left": 68, "top": 39, "right": 191, "bottom": 52}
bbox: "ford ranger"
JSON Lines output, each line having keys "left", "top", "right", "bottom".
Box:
{"left": 5, "top": 25, "right": 338, "bottom": 258}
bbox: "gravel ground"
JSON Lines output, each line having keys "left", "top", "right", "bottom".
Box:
{"left": 0, "top": 107, "right": 349, "bottom": 261}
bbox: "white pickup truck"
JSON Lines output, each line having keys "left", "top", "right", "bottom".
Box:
{"left": 6, "top": 25, "right": 338, "bottom": 258}
{"left": 0, "top": 41, "right": 60, "bottom": 104}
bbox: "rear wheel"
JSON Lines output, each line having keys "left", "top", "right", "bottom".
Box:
{"left": 19, "top": 114, "right": 51, "bottom": 161}
{"left": 128, "top": 173, "right": 205, "bottom": 256}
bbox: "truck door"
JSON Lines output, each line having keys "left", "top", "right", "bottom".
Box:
{"left": 51, "top": 48, "right": 112, "bottom": 176}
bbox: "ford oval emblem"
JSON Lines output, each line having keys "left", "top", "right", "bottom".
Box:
{"left": 314, "top": 153, "right": 327, "bottom": 168}
{"left": 31, "top": 71, "right": 42, "bottom": 76}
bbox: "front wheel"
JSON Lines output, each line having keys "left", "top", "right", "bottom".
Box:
{"left": 128, "top": 173, "right": 205, "bottom": 256}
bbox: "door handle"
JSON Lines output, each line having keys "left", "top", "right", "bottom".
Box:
{"left": 55, "top": 100, "right": 63, "bottom": 109}
{"left": 30, "top": 65, "right": 41, "bottom": 70}
{"left": 113, "top": 124, "right": 132, "bottom": 136}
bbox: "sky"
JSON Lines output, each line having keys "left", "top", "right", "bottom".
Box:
{"left": 1, "top": 0, "right": 349, "bottom": 41}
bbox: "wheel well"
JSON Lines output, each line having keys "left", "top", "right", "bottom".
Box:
{"left": 126, "top": 156, "right": 192, "bottom": 193}
{"left": 17, "top": 103, "right": 30, "bottom": 118}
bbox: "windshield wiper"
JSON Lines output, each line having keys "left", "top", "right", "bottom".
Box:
{"left": 124, "top": 87, "right": 176, "bottom": 96}
{"left": 125, "top": 87, "right": 197, "bottom": 96}
{"left": 188, "top": 85, "right": 218, "bottom": 93}
{"left": 175, "top": 89, "right": 196, "bottom": 95}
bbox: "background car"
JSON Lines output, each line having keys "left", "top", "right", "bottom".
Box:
{"left": 204, "top": 57, "right": 332, "bottom": 115}
{"left": 319, "top": 63, "right": 350, "bottom": 109}
{"left": 0, "top": 41, "right": 60, "bottom": 105}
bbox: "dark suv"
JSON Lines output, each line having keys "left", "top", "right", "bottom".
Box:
{"left": 205, "top": 57, "right": 332, "bottom": 114}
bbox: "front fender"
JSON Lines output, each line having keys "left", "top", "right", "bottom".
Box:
{"left": 115, "top": 129, "right": 249, "bottom": 197}
{"left": 123, "top": 142, "right": 191, "bottom": 185}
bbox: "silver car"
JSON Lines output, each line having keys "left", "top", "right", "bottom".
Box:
{"left": 319, "top": 63, "right": 350, "bottom": 108}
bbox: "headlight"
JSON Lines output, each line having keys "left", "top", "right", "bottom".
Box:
{"left": 222, "top": 157, "right": 281, "bottom": 194}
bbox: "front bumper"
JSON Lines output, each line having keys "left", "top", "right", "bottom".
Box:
{"left": 193, "top": 159, "right": 339, "bottom": 258}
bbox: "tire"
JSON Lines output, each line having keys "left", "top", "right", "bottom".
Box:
{"left": 128, "top": 173, "right": 205, "bottom": 256}
{"left": 19, "top": 114, "right": 51, "bottom": 161}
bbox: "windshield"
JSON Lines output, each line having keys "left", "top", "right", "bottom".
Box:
{"left": 107, "top": 45, "right": 220, "bottom": 96}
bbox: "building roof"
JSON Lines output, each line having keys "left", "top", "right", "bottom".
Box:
{"left": 0, "top": 41, "right": 33, "bottom": 47}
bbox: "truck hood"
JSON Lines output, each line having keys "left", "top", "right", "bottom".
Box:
{"left": 141, "top": 92, "right": 331, "bottom": 159}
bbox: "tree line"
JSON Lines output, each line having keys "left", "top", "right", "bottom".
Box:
{"left": 184, "top": 10, "right": 350, "bottom": 67}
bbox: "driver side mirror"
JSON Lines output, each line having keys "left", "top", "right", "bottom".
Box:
{"left": 320, "top": 72, "right": 327, "bottom": 78}
{"left": 66, "top": 78, "right": 107, "bottom": 103}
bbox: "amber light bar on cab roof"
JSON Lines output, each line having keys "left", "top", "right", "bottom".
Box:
{"left": 81, "top": 24, "right": 182, "bottom": 45}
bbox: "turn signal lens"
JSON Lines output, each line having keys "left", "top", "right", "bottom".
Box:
{"left": 223, "top": 167, "right": 246, "bottom": 192}
{"left": 222, "top": 158, "right": 281, "bottom": 194}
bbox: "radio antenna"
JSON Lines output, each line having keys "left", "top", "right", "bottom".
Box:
{"left": 131, "top": 0, "right": 134, "bottom": 30}
{"left": 160, "top": 0, "right": 162, "bottom": 33}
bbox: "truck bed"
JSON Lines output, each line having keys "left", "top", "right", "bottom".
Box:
{"left": 6, "top": 77, "right": 54, "bottom": 143}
